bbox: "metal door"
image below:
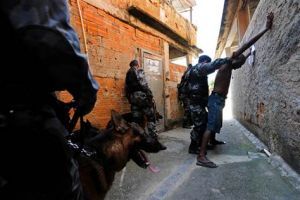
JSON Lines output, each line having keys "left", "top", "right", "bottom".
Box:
{"left": 143, "top": 52, "right": 165, "bottom": 132}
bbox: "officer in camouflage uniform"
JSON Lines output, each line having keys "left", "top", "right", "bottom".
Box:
{"left": 178, "top": 64, "right": 193, "bottom": 128}
{"left": 0, "top": 1, "right": 99, "bottom": 199}
{"left": 125, "top": 60, "right": 164, "bottom": 141}
{"left": 188, "top": 55, "right": 230, "bottom": 154}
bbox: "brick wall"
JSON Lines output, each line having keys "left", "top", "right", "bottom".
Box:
{"left": 68, "top": 0, "right": 163, "bottom": 127}
{"left": 232, "top": 0, "right": 300, "bottom": 172}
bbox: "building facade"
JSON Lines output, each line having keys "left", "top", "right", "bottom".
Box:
{"left": 64, "top": 0, "right": 200, "bottom": 130}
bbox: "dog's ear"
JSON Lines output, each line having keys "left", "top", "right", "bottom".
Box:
{"left": 86, "top": 119, "right": 91, "bottom": 126}
{"left": 84, "top": 119, "right": 92, "bottom": 129}
{"left": 111, "top": 110, "right": 129, "bottom": 133}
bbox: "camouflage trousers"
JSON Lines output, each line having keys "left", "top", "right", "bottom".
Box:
{"left": 182, "top": 98, "right": 192, "bottom": 127}
{"left": 189, "top": 102, "right": 207, "bottom": 145}
{"left": 130, "top": 91, "right": 157, "bottom": 137}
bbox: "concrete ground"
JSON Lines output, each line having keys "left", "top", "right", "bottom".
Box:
{"left": 105, "top": 119, "right": 300, "bottom": 200}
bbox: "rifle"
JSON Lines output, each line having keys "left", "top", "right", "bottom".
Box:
{"left": 152, "top": 98, "right": 163, "bottom": 122}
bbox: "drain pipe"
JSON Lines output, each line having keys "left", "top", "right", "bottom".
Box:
{"left": 76, "top": 0, "right": 89, "bottom": 57}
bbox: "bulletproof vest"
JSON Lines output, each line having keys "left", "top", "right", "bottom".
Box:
{"left": 188, "top": 64, "right": 209, "bottom": 98}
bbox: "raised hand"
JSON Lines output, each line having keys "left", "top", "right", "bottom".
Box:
{"left": 266, "top": 12, "right": 274, "bottom": 30}
{"left": 231, "top": 12, "right": 274, "bottom": 59}
{"left": 231, "top": 54, "right": 247, "bottom": 70}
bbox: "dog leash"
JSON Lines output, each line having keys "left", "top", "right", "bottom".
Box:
{"left": 66, "top": 103, "right": 96, "bottom": 158}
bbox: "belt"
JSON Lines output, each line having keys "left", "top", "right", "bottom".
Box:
{"left": 190, "top": 94, "right": 207, "bottom": 99}
{"left": 211, "top": 91, "right": 227, "bottom": 99}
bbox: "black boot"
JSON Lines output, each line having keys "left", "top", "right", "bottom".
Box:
{"left": 188, "top": 141, "right": 200, "bottom": 154}
{"left": 209, "top": 132, "right": 226, "bottom": 145}
{"left": 182, "top": 123, "right": 192, "bottom": 129}
{"left": 147, "top": 122, "right": 167, "bottom": 150}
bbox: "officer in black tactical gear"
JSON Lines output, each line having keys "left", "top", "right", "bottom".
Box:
{"left": 125, "top": 60, "right": 165, "bottom": 147}
{"left": 188, "top": 55, "right": 229, "bottom": 154}
{"left": 0, "top": 1, "right": 99, "bottom": 199}
{"left": 178, "top": 64, "right": 193, "bottom": 128}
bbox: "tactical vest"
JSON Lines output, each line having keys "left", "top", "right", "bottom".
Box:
{"left": 188, "top": 64, "right": 209, "bottom": 98}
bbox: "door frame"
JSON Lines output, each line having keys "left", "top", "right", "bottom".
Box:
{"left": 140, "top": 48, "right": 166, "bottom": 131}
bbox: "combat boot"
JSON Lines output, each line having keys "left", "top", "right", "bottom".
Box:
{"left": 188, "top": 140, "right": 200, "bottom": 154}
{"left": 147, "top": 122, "right": 167, "bottom": 150}
{"left": 182, "top": 123, "right": 192, "bottom": 129}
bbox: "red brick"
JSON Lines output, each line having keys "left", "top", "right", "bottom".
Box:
{"left": 68, "top": 1, "right": 165, "bottom": 127}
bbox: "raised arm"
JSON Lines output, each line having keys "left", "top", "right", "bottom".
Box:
{"left": 231, "top": 12, "right": 274, "bottom": 59}
{"left": 205, "top": 58, "right": 231, "bottom": 74}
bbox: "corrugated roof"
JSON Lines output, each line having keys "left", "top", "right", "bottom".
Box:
{"left": 171, "top": 0, "right": 196, "bottom": 12}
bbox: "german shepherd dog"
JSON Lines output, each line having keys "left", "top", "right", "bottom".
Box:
{"left": 70, "top": 110, "right": 166, "bottom": 200}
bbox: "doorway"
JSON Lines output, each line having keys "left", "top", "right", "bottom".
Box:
{"left": 142, "top": 52, "right": 165, "bottom": 132}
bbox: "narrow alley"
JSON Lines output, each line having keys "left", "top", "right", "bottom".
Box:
{"left": 1, "top": 0, "right": 299, "bottom": 199}
{"left": 106, "top": 119, "right": 300, "bottom": 200}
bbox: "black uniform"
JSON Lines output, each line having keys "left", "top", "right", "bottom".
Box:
{"left": 125, "top": 66, "right": 157, "bottom": 136}
{"left": 0, "top": 1, "right": 99, "bottom": 199}
{"left": 178, "top": 64, "right": 193, "bottom": 128}
{"left": 188, "top": 58, "right": 230, "bottom": 153}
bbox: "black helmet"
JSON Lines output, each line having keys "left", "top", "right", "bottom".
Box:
{"left": 129, "top": 60, "right": 139, "bottom": 67}
{"left": 198, "top": 55, "right": 211, "bottom": 63}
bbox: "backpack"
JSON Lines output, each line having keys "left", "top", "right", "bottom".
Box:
{"left": 177, "top": 64, "right": 192, "bottom": 100}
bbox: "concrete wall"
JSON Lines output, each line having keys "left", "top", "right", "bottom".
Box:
{"left": 232, "top": 0, "right": 300, "bottom": 172}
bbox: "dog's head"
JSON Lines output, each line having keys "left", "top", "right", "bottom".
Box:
{"left": 108, "top": 110, "right": 166, "bottom": 169}
{"left": 78, "top": 110, "right": 166, "bottom": 170}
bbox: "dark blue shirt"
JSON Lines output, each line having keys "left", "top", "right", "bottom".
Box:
{"left": 188, "top": 58, "right": 230, "bottom": 98}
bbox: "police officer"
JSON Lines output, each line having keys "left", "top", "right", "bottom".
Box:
{"left": 0, "top": 1, "right": 99, "bottom": 199}
{"left": 178, "top": 64, "right": 193, "bottom": 128}
{"left": 125, "top": 60, "right": 164, "bottom": 142}
{"left": 188, "top": 55, "right": 229, "bottom": 154}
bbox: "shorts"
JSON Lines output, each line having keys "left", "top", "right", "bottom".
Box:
{"left": 207, "top": 92, "right": 226, "bottom": 133}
